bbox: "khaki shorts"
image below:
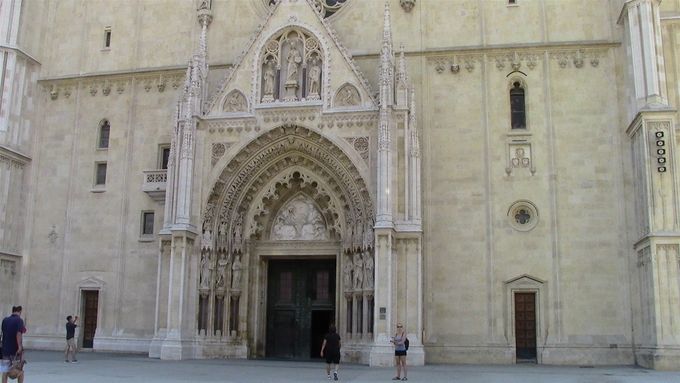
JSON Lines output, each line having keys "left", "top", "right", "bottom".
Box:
{"left": 66, "top": 338, "right": 77, "bottom": 350}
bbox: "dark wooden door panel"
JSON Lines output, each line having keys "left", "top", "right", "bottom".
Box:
{"left": 266, "top": 260, "right": 335, "bottom": 360}
{"left": 82, "top": 291, "right": 99, "bottom": 349}
{"left": 515, "top": 292, "right": 536, "bottom": 360}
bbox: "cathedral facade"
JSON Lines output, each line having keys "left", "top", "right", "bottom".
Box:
{"left": 2, "top": 0, "right": 680, "bottom": 369}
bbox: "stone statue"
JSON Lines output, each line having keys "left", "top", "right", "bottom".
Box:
{"left": 233, "top": 213, "right": 243, "bottom": 248}
{"left": 218, "top": 222, "right": 228, "bottom": 249}
{"left": 201, "top": 230, "right": 212, "bottom": 250}
{"left": 215, "top": 261, "right": 227, "bottom": 289}
{"left": 363, "top": 250, "right": 374, "bottom": 289}
{"left": 343, "top": 258, "right": 353, "bottom": 290}
{"left": 308, "top": 60, "right": 321, "bottom": 95}
{"left": 353, "top": 252, "right": 364, "bottom": 290}
{"left": 286, "top": 44, "right": 302, "bottom": 84}
{"left": 199, "top": 252, "right": 211, "bottom": 289}
{"left": 225, "top": 92, "right": 244, "bottom": 112}
{"left": 263, "top": 64, "right": 275, "bottom": 97}
{"left": 231, "top": 255, "right": 242, "bottom": 290}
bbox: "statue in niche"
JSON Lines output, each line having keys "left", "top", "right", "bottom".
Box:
{"left": 201, "top": 230, "right": 212, "bottom": 250}
{"left": 199, "top": 252, "right": 212, "bottom": 289}
{"left": 215, "top": 261, "right": 227, "bottom": 289}
{"left": 263, "top": 63, "right": 275, "bottom": 99}
{"left": 224, "top": 92, "right": 245, "bottom": 112}
{"left": 231, "top": 254, "right": 242, "bottom": 290}
{"left": 286, "top": 42, "right": 302, "bottom": 85}
{"left": 363, "top": 250, "right": 374, "bottom": 289}
{"left": 343, "top": 259, "right": 353, "bottom": 290}
{"left": 308, "top": 59, "right": 321, "bottom": 98}
{"left": 353, "top": 252, "right": 364, "bottom": 290}
{"left": 218, "top": 222, "right": 228, "bottom": 248}
{"left": 233, "top": 213, "right": 243, "bottom": 248}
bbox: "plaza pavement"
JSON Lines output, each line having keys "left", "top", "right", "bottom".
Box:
{"left": 15, "top": 350, "right": 680, "bottom": 382}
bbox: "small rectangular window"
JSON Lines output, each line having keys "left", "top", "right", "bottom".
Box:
{"left": 104, "top": 28, "right": 112, "bottom": 48}
{"left": 509, "top": 0, "right": 517, "bottom": 4}
{"left": 95, "top": 162, "right": 107, "bottom": 186}
{"left": 159, "top": 145, "right": 171, "bottom": 170}
{"left": 99, "top": 121, "right": 110, "bottom": 149}
{"left": 141, "top": 211, "right": 155, "bottom": 235}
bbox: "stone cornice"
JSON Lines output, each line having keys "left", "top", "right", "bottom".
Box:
{"left": 0, "top": 144, "right": 31, "bottom": 163}
{"left": 0, "top": 44, "right": 40, "bottom": 65}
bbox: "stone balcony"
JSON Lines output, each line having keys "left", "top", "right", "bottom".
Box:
{"left": 142, "top": 170, "right": 167, "bottom": 203}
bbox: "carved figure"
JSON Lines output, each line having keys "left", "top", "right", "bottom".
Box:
{"left": 201, "top": 230, "right": 212, "bottom": 250}
{"left": 225, "top": 92, "right": 245, "bottom": 112}
{"left": 337, "top": 85, "right": 359, "bottom": 106}
{"left": 218, "top": 222, "right": 228, "bottom": 249}
{"left": 200, "top": 252, "right": 211, "bottom": 289}
{"left": 286, "top": 44, "right": 302, "bottom": 84}
{"left": 263, "top": 64, "right": 275, "bottom": 96}
{"left": 308, "top": 60, "right": 321, "bottom": 95}
{"left": 231, "top": 255, "right": 242, "bottom": 290}
{"left": 215, "top": 261, "right": 227, "bottom": 289}
{"left": 353, "top": 252, "right": 364, "bottom": 289}
{"left": 343, "top": 258, "right": 353, "bottom": 290}
{"left": 272, "top": 197, "right": 327, "bottom": 240}
{"left": 197, "top": 0, "right": 210, "bottom": 11}
{"left": 363, "top": 250, "right": 374, "bottom": 289}
{"left": 511, "top": 147, "right": 530, "bottom": 168}
{"left": 233, "top": 213, "right": 243, "bottom": 248}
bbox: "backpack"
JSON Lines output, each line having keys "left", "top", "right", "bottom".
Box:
{"left": 404, "top": 337, "right": 409, "bottom": 351}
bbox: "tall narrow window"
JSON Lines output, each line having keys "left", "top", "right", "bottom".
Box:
{"left": 95, "top": 162, "right": 107, "bottom": 186}
{"left": 159, "top": 145, "right": 171, "bottom": 170}
{"left": 510, "top": 81, "right": 526, "bottom": 129}
{"left": 142, "top": 211, "right": 155, "bottom": 235}
{"left": 104, "top": 28, "right": 112, "bottom": 48}
{"left": 98, "top": 120, "right": 110, "bottom": 149}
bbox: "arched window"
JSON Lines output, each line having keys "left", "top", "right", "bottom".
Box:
{"left": 510, "top": 82, "right": 526, "bottom": 129}
{"left": 98, "top": 120, "right": 110, "bottom": 149}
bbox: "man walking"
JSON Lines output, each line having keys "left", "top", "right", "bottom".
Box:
{"left": 64, "top": 315, "right": 78, "bottom": 363}
{"left": 2, "top": 306, "right": 24, "bottom": 383}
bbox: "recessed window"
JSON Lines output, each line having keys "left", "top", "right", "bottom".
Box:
{"left": 98, "top": 120, "right": 110, "bottom": 149}
{"left": 141, "top": 211, "right": 155, "bottom": 236}
{"left": 508, "top": 0, "right": 517, "bottom": 4}
{"left": 510, "top": 81, "right": 526, "bottom": 129}
{"left": 104, "top": 27, "right": 112, "bottom": 49}
{"left": 95, "top": 162, "right": 107, "bottom": 186}
{"left": 159, "top": 145, "right": 171, "bottom": 170}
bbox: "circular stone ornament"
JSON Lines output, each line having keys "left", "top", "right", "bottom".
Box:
{"left": 507, "top": 200, "right": 539, "bottom": 232}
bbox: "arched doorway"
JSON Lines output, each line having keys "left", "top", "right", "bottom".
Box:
{"left": 199, "top": 125, "right": 375, "bottom": 359}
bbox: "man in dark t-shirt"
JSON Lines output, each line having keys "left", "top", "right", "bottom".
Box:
{"left": 2, "top": 306, "right": 24, "bottom": 383}
{"left": 64, "top": 315, "right": 79, "bottom": 363}
{"left": 320, "top": 325, "right": 341, "bottom": 381}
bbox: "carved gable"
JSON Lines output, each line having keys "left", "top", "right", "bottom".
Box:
{"left": 205, "top": 0, "right": 377, "bottom": 116}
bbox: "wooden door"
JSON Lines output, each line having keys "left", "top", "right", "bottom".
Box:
{"left": 81, "top": 291, "right": 99, "bottom": 349}
{"left": 266, "top": 260, "right": 335, "bottom": 359}
{"left": 514, "top": 292, "right": 537, "bottom": 360}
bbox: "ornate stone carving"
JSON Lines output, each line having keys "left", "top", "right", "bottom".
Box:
{"left": 199, "top": 251, "right": 212, "bottom": 289}
{"left": 211, "top": 142, "right": 231, "bottom": 167}
{"left": 231, "top": 255, "right": 242, "bottom": 290}
{"left": 335, "top": 84, "right": 361, "bottom": 107}
{"left": 48, "top": 225, "right": 58, "bottom": 244}
{"left": 343, "top": 257, "right": 353, "bottom": 291}
{"left": 223, "top": 90, "right": 247, "bottom": 113}
{"left": 344, "top": 136, "right": 370, "bottom": 163}
{"left": 363, "top": 250, "right": 374, "bottom": 289}
{"left": 272, "top": 195, "right": 328, "bottom": 240}
{"left": 505, "top": 143, "right": 535, "bottom": 175}
{"left": 400, "top": 0, "right": 416, "bottom": 12}
{"left": 353, "top": 252, "right": 364, "bottom": 289}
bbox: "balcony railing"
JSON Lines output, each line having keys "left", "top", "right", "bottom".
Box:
{"left": 142, "top": 169, "right": 167, "bottom": 202}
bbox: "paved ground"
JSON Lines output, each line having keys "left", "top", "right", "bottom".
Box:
{"left": 10, "top": 351, "right": 680, "bottom": 382}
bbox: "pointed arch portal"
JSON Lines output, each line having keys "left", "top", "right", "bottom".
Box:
{"left": 198, "top": 125, "right": 375, "bottom": 359}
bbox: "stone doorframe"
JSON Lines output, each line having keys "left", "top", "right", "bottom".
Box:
{"left": 503, "top": 274, "right": 547, "bottom": 364}
{"left": 248, "top": 240, "right": 342, "bottom": 358}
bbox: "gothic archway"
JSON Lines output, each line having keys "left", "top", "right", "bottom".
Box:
{"left": 197, "top": 125, "right": 375, "bottom": 357}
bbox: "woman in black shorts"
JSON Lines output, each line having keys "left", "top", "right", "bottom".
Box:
{"left": 390, "top": 322, "right": 407, "bottom": 381}
{"left": 320, "top": 325, "right": 341, "bottom": 381}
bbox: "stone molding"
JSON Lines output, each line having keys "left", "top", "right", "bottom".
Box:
{"left": 41, "top": 71, "right": 186, "bottom": 100}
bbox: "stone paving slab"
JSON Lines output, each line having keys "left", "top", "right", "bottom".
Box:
{"left": 13, "top": 351, "right": 680, "bottom": 383}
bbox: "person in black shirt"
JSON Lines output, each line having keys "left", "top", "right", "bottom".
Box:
{"left": 320, "top": 324, "right": 341, "bottom": 381}
{"left": 64, "top": 315, "right": 78, "bottom": 363}
{"left": 2, "top": 306, "right": 25, "bottom": 383}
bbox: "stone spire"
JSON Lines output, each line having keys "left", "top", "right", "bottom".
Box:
{"left": 376, "top": 1, "right": 394, "bottom": 227}
{"left": 396, "top": 44, "right": 409, "bottom": 107}
{"left": 409, "top": 87, "right": 419, "bottom": 158}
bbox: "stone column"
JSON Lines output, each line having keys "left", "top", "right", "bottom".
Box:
{"left": 370, "top": 229, "right": 395, "bottom": 366}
